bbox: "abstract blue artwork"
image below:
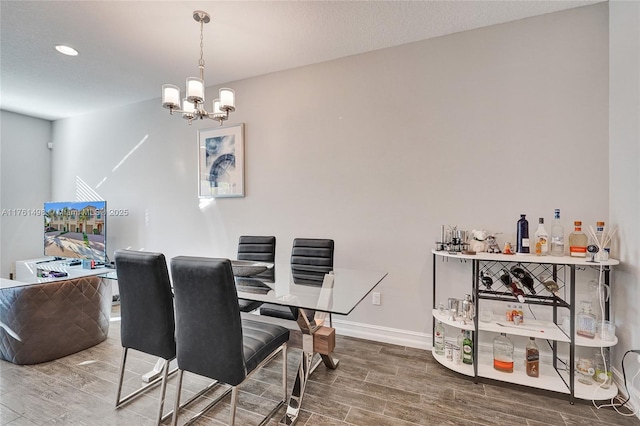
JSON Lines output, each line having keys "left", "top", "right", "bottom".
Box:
{"left": 198, "top": 124, "right": 244, "bottom": 197}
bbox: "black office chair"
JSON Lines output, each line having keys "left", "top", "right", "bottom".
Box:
{"left": 259, "top": 238, "right": 334, "bottom": 322}
{"left": 114, "top": 250, "right": 176, "bottom": 425}
{"left": 237, "top": 235, "right": 275, "bottom": 312}
{"left": 170, "top": 256, "right": 289, "bottom": 426}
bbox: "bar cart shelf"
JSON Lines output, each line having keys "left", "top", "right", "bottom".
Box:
{"left": 431, "top": 250, "right": 619, "bottom": 403}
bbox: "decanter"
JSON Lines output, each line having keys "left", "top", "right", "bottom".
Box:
{"left": 576, "top": 301, "right": 596, "bottom": 338}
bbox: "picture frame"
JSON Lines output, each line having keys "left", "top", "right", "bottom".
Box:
{"left": 198, "top": 123, "right": 245, "bottom": 198}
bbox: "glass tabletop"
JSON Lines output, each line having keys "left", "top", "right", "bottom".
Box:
{"left": 234, "top": 263, "right": 388, "bottom": 315}
{"left": 56, "top": 261, "right": 387, "bottom": 316}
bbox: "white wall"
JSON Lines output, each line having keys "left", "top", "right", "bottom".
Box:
{"left": 49, "top": 4, "right": 609, "bottom": 342}
{"left": 609, "top": 0, "right": 640, "bottom": 409}
{"left": 0, "top": 110, "right": 52, "bottom": 278}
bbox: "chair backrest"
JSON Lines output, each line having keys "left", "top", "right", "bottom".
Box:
{"left": 237, "top": 236, "right": 276, "bottom": 262}
{"left": 114, "top": 250, "right": 176, "bottom": 360}
{"left": 290, "top": 238, "right": 334, "bottom": 284}
{"left": 171, "top": 256, "right": 246, "bottom": 386}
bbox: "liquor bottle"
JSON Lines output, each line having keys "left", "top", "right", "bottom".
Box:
{"left": 569, "top": 221, "right": 588, "bottom": 257}
{"left": 516, "top": 214, "right": 530, "bottom": 254}
{"left": 594, "top": 221, "right": 610, "bottom": 261}
{"left": 550, "top": 209, "right": 565, "bottom": 256}
{"left": 500, "top": 270, "right": 525, "bottom": 302}
{"left": 534, "top": 218, "right": 549, "bottom": 256}
{"left": 457, "top": 330, "right": 465, "bottom": 363}
{"left": 510, "top": 266, "right": 536, "bottom": 295}
{"left": 493, "top": 333, "right": 514, "bottom": 373}
{"left": 576, "top": 301, "right": 596, "bottom": 338}
{"left": 526, "top": 337, "right": 540, "bottom": 377}
{"left": 593, "top": 221, "right": 605, "bottom": 247}
{"left": 462, "top": 331, "right": 473, "bottom": 365}
{"left": 434, "top": 321, "right": 445, "bottom": 355}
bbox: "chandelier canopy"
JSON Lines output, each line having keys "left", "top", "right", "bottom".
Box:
{"left": 161, "top": 11, "right": 235, "bottom": 125}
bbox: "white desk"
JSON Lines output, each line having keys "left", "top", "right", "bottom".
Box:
{"left": 14, "top": 258, "right": 118, "bottom": 298}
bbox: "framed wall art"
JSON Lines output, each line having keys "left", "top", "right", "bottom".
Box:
{"left": 198, "top": 123, "right": 244, "bottom": 198}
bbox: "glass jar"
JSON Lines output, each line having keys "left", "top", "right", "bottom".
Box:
{"left": 576, "top": 357, "right": 595, "bottom": 385}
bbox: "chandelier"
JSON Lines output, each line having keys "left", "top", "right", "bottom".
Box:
{"left": 161, "top": 10, "right": 235, "bottom": 125}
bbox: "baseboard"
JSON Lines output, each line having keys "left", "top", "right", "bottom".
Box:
{"left": 332, "top": 318, "right": 430, "bottom": 350}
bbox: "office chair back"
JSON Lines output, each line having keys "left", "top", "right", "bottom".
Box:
{"left": 260, "top": 238, "right": 334, "bottom": 321}
{"left": 115, "top": 249, "right": 175, "bottom": 360}
{"left": 170, "top": 256, "right": 289, "bottom": 426}
{"left": 237, "top": 235, "right": 276, "bottom": 263}
{"left": 171, "top": 256, "right": 246, "bottom": 386}
{"left": 114, "top": 249, "right": 176, "bottom": 423}
{"left": 291, "top": 238, "right": 334, "bottom": 284}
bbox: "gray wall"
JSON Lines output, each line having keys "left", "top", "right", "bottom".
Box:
{"left": 0, "top": 110, "right": 52, "bottom": 278}
{"left": 609, "top": 0, "right": 640, "bottom": 407}
{"left": 48, "top": 4, "right": 609, "bottom": 342}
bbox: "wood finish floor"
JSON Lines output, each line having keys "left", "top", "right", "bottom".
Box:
{"left": 1, "top": 308, "right": 638, "bottom": 426}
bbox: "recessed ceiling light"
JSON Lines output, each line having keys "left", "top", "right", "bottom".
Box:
{"left": 55, "top": 45, "right": 78, "bottom": 56}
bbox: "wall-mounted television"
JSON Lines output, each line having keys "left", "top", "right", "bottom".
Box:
{"left": 43, "top": 201, "right": 107, "bottom": 263}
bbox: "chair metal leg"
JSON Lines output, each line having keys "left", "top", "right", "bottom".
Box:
{"left": 156, "top": 358, "right": 171, "bottom": 425}
{"left": 282, "top": 344, "right": 288, "bottom": 403}
{"left": 116, "top": 348, "right": 177, "bottom": 411}
{"left": 171, "top": 370, "right": 184, "bottom": 426}
{"left": 229, "top": 386, "right": 239, "bottom": 425}
{"left": 115, "top": 347, "right": 128, "bottom": 407}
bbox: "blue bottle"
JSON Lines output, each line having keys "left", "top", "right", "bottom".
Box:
{"left": 516, "top": 214, "right": 530, "bottom": 254}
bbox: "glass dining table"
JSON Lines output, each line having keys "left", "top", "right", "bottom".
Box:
{"left": 234, "top": 263, "right": 388, "bottom": 425}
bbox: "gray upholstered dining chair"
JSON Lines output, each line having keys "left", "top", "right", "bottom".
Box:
{"left": 237, "top": 235, "right": 275, "bottom": 312}
{"left": 259, "top": 238, "right": 334, "bottom": 323}
{"left": 114, "top": 249, "right": 176, "bottom": 425}
{"left": 170, "top": 256, "right": 289, "bottom": 426}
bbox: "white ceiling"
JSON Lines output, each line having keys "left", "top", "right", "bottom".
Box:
{"left": 0, "top": 0, "right": 602, "bottom": 121}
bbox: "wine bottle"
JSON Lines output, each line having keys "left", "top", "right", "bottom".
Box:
{"left": 516, "top": 214, "right": 530, "bottom": 254}
{"left": 462, "top": 331, "right": 473, "bottom": 365}
{"left": 500, "top": 270, "right": 525, "bottom": 302}
{"left": 479, "top": 271, "right": 493, "bottom": 290}
{"left": 510, "top": 266, "right": 536, "bottom": 295}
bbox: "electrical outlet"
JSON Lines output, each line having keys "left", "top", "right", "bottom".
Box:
{"left": 372, "top": 292, "right": 381, "bottom": 305}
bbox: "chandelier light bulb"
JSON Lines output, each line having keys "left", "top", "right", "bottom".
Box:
{"left": 162, "top": 84, "right": 180, "bottom": 109}
{"left": 186, "top": 77, "right": 204, "bottom": 103}
{"left": 212, "top": 99, "right": 223, "bottom": 114}
{"left": 182, "top": 99, "right": 196, "bottom": 120}
{"left": 219, "top": 88, "right": 235, "bottom": 111}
